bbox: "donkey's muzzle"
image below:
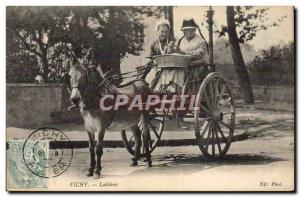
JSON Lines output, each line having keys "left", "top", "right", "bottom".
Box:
{"left": 71, "top": 97, "right": 80, "bottom": 106}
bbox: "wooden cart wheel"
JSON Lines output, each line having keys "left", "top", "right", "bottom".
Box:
{"left": 194, "top": 72, "right": 235, "bottom": 160}
{"left": 121, "top": 110, "right": 165, "bottom": 157}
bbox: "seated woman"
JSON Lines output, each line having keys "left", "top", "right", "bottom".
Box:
{"left": 148, "top": 18, "right": 209, "bottom": 94}
{"left": 144, "top": 19, "right": 175, "bottom": 93}
{"left": 175, "top": 18, "right": 209, "bottom": 85}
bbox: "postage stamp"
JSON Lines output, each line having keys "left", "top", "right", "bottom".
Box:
{"left": 7, "top": 140, "right": 48, "bottom": 189}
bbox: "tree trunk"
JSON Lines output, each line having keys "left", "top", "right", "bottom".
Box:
{"left": 164, "top": 6, "right": 174, "bottom": 40}
{"left": 41, "top": 56, "right": 49, "bottom": 83}
{"left": 108, "top": 7, "right": 121, "bottom": 76}
{"left": 226, "top": 6, "right": 254, "bottom": 104}
{"left": 41, "top": 49, "right": 49, "bottom": 83}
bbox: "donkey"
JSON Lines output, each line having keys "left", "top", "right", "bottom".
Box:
{"left": 67, "top": 58, "right": 152, "bottom": 178}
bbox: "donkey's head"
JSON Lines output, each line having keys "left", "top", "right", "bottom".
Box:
{"left": 67, "top": 62, "right": 104, "bottom": 107}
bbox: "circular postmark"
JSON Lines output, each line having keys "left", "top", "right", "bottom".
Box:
{"left": 22, "top": 127, "right": 73, "bottom": 178}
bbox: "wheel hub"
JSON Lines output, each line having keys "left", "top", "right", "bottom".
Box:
{"left": 212, "top": 111, "right": 223, "bottom": 121}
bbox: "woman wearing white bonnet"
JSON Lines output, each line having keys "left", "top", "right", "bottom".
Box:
{"left": 145, "top": 18, "right": 175, "bottom": 93}
{"left": 150, "top": 18, "right": 174, "bottom": 56}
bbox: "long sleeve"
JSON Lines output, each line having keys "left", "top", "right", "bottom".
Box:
{"left": 185, "top": 41, "right": 207, "bottom": 59}
{"left": 179, "top": 35, "right": 208, "bottom": 62}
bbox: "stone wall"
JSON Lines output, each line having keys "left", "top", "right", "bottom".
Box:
{"left": 6, "top": 83, "right": 82, "bottom": 128}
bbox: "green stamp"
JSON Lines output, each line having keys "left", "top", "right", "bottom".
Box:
{"left": 7, "top": 140, "right": 47, "bottom": 188}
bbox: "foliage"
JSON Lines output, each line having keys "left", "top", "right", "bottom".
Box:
{"left": 248, "top": 42, "right": 294, "bottom": 86}
{"left": 6, "top": 6, "right": 164, "bottom": 83}
{"left": 6, "top": 24, "right": 39, "bottom": 83}
{"left": 216, "top": 6, "right": 286, "bottom": 43}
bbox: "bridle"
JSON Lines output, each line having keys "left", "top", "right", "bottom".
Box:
{"left": 67, "top": 65, "right": 117, "bottom": 97}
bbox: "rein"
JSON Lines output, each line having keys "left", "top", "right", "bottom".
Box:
{"left": 109, "top": 64, "right": 153, "bottom": 81}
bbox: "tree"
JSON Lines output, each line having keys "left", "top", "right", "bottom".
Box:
{"left": 226, "top": 6, "right": 254, "bottom": 103}
{"left": 248, "top": 42, "right": 294, "bottom": 86}
{"left": 7, "top": 6, "right": 164, "bottom": 83}
{"left": 6, "top": 20, "right": 39, "bottom": 83}
{"left": 164, "top": 6, "right": 174, "bottom": 40}
{"left": 6, "top": 7, "right": 66, "bottom": 82}
{"left": 217, "top": 6, "right": 286, "bottom": 104}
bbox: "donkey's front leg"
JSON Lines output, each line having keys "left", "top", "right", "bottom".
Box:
{"left": 94, "top": 120, "right": 105, "bottom": 178}
{"left": 86, "top": 132, "right": 95, "bottom": 177}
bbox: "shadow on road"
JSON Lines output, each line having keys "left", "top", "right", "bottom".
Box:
{"left": 236, "top": 114, "right": 294, "bottom": 138}
{"left": 130, "top": 153, "right": 286, "bottom": 175}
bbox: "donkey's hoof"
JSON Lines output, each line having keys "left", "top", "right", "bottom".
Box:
{"left": 94, "top": 169, "right": 101, "bottom": 179}
{"left": 130, "top": 160, "right": 138, "bottom": 167}
{"left": 147, "top": 161, "right": 152, "bottom": 167}
{"left": 86, "top": 169, "right": 94, "bottom": 177}
{"left": 86, "top": 171, "right": 93, "bottom": 177}
{"left": 94, "top": 173, "right": 100, "bottom": 179}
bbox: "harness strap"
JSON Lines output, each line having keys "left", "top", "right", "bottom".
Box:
{"left": 177, "top": 35, "right": 185, "bottom": 49}
{"left": 110, "top": 63, "right": 154, "bottom": 81}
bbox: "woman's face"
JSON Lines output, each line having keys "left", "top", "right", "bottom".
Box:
{"left": 184, "top": 28, "right": 196, "bottom": 40}
{"left": 157, "top": 24, "right": 169, "bottom": 40}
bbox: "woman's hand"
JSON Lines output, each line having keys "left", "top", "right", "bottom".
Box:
{"left": 166, "top": 41, "right": 175, "bottom": 54}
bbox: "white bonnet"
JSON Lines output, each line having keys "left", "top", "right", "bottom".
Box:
{"left": 155, "top": 19, "right": 170, "bottom": 31}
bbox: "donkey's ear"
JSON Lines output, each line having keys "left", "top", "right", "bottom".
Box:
{"left": 87, "top": 67, "right": 102, "bottom": 85}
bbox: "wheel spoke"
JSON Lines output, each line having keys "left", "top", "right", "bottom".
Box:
{"left": 219, "top": 121, "right": 233, "bottom": 130}
{"left": 215, "top": 123, "right": 226, "bottom": 142}
{"left": 200, "top": 121, "right": 211, "bottom": 138}
{"left": 214, "top": 78, "right": 220, "bottom": 107}
{"left": 149, "top": 121, "right": 160, "bottom": 138}
{"left": 203, "top": 90, "right": 214, "bottom": 112}
{"left": 211, "top": 122, "right": 215, "bottom": 156}
{"left": 205, "top": 123, "right": 212, "bottom": 151}
{"left": 200, "top": 103, "right": 213, "bottom": 116}
{"left": 208, "top": 80, "right": 215, "bottom": 109}
{"left": 214, "top": 124, "right": 222, "bottom": 153}
{"left": 129, "top": 134, "right": 134, "bottom": 144}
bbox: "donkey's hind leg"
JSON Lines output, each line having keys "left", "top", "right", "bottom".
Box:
{"left": 130, "top": 124, "right": 141, "bottom": 166}
{"left": 94, "top": 121, "right": 105, "bottom": 178}
{"left": 142, "top": 112, "right": 152, "bottom": 167}
{"left": 86, "top": 132, "right": 96, "bottom": 177}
